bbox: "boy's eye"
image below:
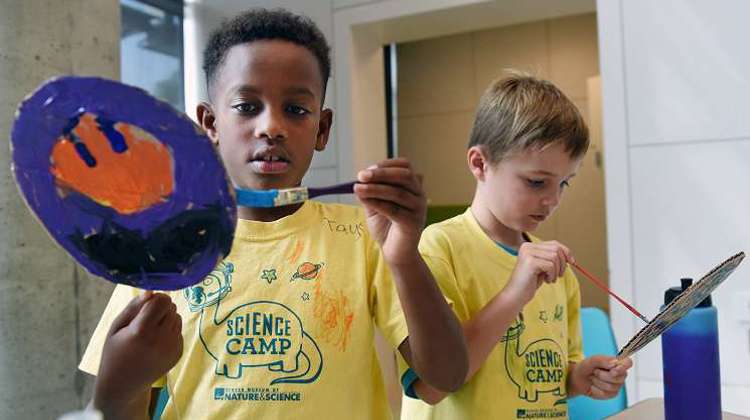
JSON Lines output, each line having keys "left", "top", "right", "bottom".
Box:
{"left": 232, "top": 103, "right": 259, "bottom": 114}
{"left": 561, "top": 180, "right": 571, "bottom": 189}
{"left": 286, "top": 105, "right": 310, "bottom": 116}
{"left": 526, "top": 178, "right": 546, "bottom": 188}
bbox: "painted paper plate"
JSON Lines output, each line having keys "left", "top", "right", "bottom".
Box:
{"left": 618, "top": 251, "right": 745, "bottom": 358}
{"left": 10, "top": 76, "right": 236, "bottom": 290}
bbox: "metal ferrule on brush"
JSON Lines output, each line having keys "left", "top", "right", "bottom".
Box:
{"left": 273, "top": 187, "right": 309, "bottom": 206}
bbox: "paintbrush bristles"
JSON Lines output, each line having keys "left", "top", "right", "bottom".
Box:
{"left": 273, "top": 187, "right": 309, "bottom": 206}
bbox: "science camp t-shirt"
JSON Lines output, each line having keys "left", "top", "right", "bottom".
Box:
{"left": 399, "top": 210, "right": 584, "bottom": 420}
{"left": 81, "top": 201, "right": 408, "bottom": 420}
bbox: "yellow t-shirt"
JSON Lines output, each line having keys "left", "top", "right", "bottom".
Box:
{"left": 80, "top": 201, "right": 408, "bottom": 420}
{"left": 400, "top": 209, "right": 584, "bottom": 420}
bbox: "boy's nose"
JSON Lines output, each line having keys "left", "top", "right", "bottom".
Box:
{"left": 541, "top": 188, "right": 562, "bottom": 208}
{"left": 255, "top": 109, "right": 287, "bottom": 141}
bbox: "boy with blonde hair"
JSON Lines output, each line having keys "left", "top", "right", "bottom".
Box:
{"left": 399, "top": 74, "right": 633, "bottom": 419}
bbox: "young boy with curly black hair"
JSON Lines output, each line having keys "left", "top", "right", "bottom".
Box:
{"left": 80, "top": 9, "right": 467, "bottom": 420}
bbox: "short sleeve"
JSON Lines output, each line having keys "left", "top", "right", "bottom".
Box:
{"left": 418, "top": 228, "right": 469, "bottom": 321}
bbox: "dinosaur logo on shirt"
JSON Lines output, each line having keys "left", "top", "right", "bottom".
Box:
{"left": 184, "top": 261, "right": 323, "bottom": 385}
{"left": 501, "top": 314, "right": 566, "bottom": 403}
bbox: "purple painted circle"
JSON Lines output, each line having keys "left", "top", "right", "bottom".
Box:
{"left": 11, "top": 76, "right": 237, "bottom": 290}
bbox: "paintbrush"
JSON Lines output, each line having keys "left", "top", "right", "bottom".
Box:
{"left": 570, "top": 261, "right": 650, "bottom": 324}
{"left": 235, "top": 181, "right": 356, "bottom": 207}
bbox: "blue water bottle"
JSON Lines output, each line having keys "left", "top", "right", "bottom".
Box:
{"left": 661, "top": 278, "right": 722, "bottom": 420}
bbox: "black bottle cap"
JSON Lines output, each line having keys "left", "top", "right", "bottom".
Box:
{"left": 664, "top": 277, "right": 712, "bottom": 307}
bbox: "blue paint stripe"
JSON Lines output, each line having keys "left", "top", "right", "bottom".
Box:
{"left": 96, "top": 116, "right": 128, "bottom": 153}
{"left": 74, "top": 142, "right": 97, "bottom": 167}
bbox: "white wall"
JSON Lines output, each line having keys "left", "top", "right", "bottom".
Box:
{"left": 598, "top": 0, "right": 750, "bottom": 415}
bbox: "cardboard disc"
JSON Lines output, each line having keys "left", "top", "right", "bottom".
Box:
{"left": 618, "top": 252, "right": 745, "bottom": 358}
{"left": 11, "top": 76, "right": 237, "bottom": 290}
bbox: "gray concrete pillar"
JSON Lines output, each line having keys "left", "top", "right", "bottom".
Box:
{"left": 0, "top": 1, "right": 119, "bottom": 417}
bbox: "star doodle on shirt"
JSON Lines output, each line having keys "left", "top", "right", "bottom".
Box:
{"left": 261, "top": 269, "right": 277, "bottom": 284}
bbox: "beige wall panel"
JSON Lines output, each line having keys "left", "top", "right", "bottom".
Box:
{"left": 548, "top": 13, "right": 600, "bottom": 100}
{"left": 397, "top": 33, "right": 476, "bottom": 118}
{"left": 399, "top": 112, "right": 475, "bottom": 205}
{"left": 472, "top": 21, "right": 550, "bottom": 100}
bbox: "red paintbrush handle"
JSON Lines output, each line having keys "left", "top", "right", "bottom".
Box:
{"left": 571, "top": 261, "right": 649, "bottom": 323}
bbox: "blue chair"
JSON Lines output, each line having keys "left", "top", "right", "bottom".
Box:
{"left": 568, "top": 307, "right": 627, "bottom": 420}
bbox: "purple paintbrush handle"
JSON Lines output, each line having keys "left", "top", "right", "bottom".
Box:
{"left": 308, "top": 181, "right": 356, "bottom": 198}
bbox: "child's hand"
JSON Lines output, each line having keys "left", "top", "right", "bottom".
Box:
{"left": 354, "top": 158, "right": 426, "bottom": 265}
{"left": 504, "top": 241, "right": 574, "bottom": 305}
{"left": 568, "top": 355, "right": 633, "bottom": 399}
{"left": 93, "top": 292, "right": 183, "bottom": 410}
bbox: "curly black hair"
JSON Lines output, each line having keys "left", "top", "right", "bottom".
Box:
{"left": 202, "top": 8, "right": 331, "bottom": 99}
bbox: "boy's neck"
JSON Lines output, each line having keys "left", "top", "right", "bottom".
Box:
{"left": 470, "top": 195, "right": 525, "bottom": 248}
{"left": 238, "top": 202, "right": 304, "bottom": 222}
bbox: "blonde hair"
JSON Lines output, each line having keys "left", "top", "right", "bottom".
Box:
{"left": 468, "top": 72, "right": 589, "bottom": 164}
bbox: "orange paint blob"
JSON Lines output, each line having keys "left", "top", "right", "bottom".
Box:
{"left": 50, "top": 113, "right": 174, "bottom": 214}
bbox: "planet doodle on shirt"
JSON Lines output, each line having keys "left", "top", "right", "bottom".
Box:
{"left": 11, "top": 76, "right": 236, "bottom": 290}
{"left": 291, "top": 262, "right": 324, "bottom": 281}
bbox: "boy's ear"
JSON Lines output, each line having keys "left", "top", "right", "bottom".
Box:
{"left": 467, "top": 146, "right": 489, "bottom": 182}
{"left": 196, "top": 101, "right": 219, "bottom": 145}
{"left": 315, "top": 108, "right": 333, "bottom": 151}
